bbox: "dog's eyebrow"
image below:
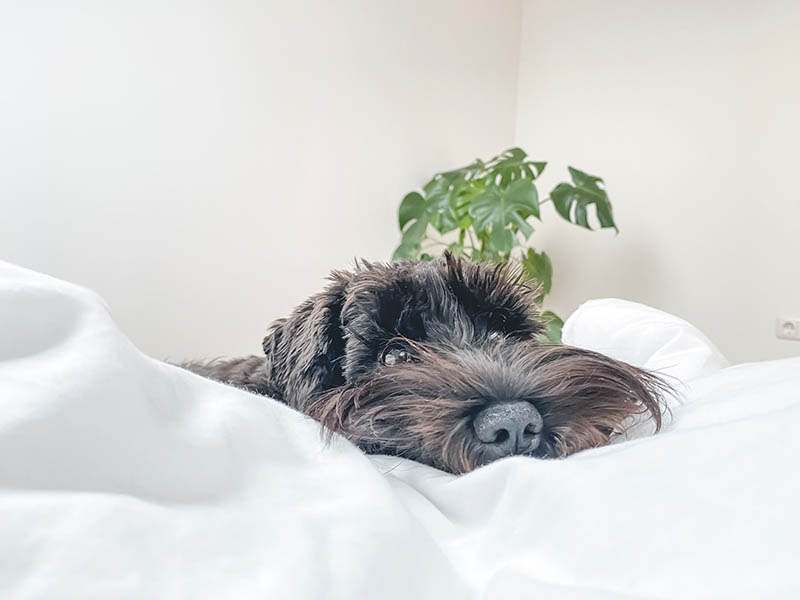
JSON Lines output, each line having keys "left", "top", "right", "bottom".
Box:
{"left": 343, "top": 324, "right": 369, "bottom": 345}
{"left": 396, "top": 303, "right": 426, "bottom": 340}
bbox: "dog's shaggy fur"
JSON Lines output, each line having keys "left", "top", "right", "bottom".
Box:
{"left": 185, "top": 254, "right": 667, "bottom": 474}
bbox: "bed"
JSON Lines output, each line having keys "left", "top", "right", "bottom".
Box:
{"left": 1, "top": 260, "right": 798, "bottom": 599}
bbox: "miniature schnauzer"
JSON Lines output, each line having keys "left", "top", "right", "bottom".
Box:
{"left": 185, "top": 254, "right": 666, "bottom": 474}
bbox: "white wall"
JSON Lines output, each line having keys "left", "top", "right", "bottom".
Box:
{"left": 4, "top": 1, "right": 798, "bottom": 365}
{"left": 0, "top": 1, "right": 522, "bottom": 360}
{"left": 516, "top": 0, "right": 800, "bottom": 363}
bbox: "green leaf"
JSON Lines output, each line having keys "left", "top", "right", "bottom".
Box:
{"left": 487, "top": 148, "right": 526, "bottom": 186}
{"left": 392, "top": 242, "right": 420, "bottom": 261}
{"left": 531, "top": 162, "right": 547, "bottom": 177}
{"left": 504, "top": 178, "right": 539, "bottom": 231}
{"left": 488, "top": 147, "right": 527, "bottom": 169}
{"left": 398, "top": 192, "right": 426, "bottom": 230}
{"left": 521, "top": 248, "right": 553, "bottom": 296}
{"left": 397, "top": 187, "right": 435, "bottom": 250}
{"left": 521, "top": 161, "right": 547, "bottom": 181}
{"left": 439, "top": 159, "right": 484, "bottom": 184}
{"left": 469, "top": 187, "right": 500, "bottom": 229}
{"left": 537, "top": 310, "right": 564, "bottom": 344}
{"left": 490, "top": 225, "right": 515, "bottom": 253}
{"left": 522, "top": 164, "right": 535, "bottom": 180}
{"left": 400, "top": 215, "right": 428, "bottom": 246}
{"left": 424, "top": 177, "right": 460, "bottom": 233}
{"left": 422, "top": 176, "right": 440, "bottom": 195}
{"left": 469, "top": 180, "right": 539, "bottom": 254}
{"left": 453, "top": 182, "right": 483, "bottom": 217}
{"left": 568, "top": 166, "right": 602, "bottom": 187}
{"left": 550, "top": 167, "right": 617, "bottom": 232}
{"left": 485, "top": 149, "right": 547, "bottom": 189}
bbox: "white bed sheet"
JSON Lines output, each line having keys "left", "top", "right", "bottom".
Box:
{"left": 1, "top": 261, "right": 798, "bottom": 599}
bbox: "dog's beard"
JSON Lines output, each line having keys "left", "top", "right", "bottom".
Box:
{"left": 306, "top": 342, "right": 668, "bottom": 474}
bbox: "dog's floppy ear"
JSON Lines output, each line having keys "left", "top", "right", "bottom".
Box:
{"left": 262, "top": 270, "right": 350, "bottom": 409}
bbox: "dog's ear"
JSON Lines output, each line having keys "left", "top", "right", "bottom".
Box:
{"left": 262, "top": 271, "right": 350, "bottom": 409}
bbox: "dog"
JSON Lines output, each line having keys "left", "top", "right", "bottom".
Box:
{"left": 185, "top": 253, "right": 666, "bottom": 474}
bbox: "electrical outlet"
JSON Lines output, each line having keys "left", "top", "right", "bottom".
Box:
{"left": 776, "top": 317, "right": 800, "bottom": 341}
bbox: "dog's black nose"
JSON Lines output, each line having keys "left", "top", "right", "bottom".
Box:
{"left": 473, "top": 401, "right": 543, "bottom": 456}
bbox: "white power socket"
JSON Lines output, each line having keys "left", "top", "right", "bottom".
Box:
{"left": 776, "top": 317, "right": 800, "bottom": 341}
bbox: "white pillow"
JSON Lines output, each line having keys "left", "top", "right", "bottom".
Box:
{"left": 562, "top": 298, "right": 729, "bottom": 382}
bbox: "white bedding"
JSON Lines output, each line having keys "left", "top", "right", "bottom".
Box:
{"left": 1, "top": 261, "right": 798, "bottom": 599}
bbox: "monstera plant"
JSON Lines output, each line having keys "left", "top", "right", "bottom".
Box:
{"left": 392, "top": 147, "right": 617, "bottom": 343}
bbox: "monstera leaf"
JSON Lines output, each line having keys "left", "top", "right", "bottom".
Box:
{"left": 423, "top": 176, "right": 462, "bottom": 234}
{"left": 550, "top": 167, "right": 617, "bottom": 231}
{"left": 393, "top": 191, "right": 428, "bottom": 260}
{"left": 521, "top": 248, "right": 552, "bottom": 297}
{"left": 468, "top": 179, "right": 539, "bottom": 254}
{"left": 393, "top": 174, "right": 472, "bottom": 260}
{"left": 537, "top": 310, "right": 564, "bottom": 345}
{"left": 485, "top": 147, "right": 547, "bottom": 187}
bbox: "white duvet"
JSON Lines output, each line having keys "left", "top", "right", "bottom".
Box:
{"left": 1, "top": 261, "right": 798, "bottom": 599}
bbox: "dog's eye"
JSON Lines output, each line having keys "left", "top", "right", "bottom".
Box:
{"left": 382, "top": 347, "right": 411, "bottom": 366}
{"left": 487, "top": 330, "right": 503, "bottom": 342}
{"left": 484, "top": 311, "right": 507, "bottom": 341}
{"left": 482, "top": 311, "right": 506, "bottom": 342}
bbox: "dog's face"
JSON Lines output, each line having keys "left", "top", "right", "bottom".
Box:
{"left": 263, "top": 254, "right": 665, "bottom": 474}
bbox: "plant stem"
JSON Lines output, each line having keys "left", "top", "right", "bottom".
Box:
{"left": 467, "top": 228, "right": 479, "bottom": 251}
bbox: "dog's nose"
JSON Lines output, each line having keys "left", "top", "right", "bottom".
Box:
{"left": 473, "top": 401, "right": 543, "bottom": 456}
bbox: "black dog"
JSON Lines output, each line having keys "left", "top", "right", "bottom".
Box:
{"left": 185, "top": 254, "right": 665, "bottom": 473}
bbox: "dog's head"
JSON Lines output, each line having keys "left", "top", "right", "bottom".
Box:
{"left": 263, "top": 254, "right": 666, "bottom": 474}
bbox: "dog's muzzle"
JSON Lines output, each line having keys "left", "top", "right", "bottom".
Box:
{"left": 473, "top": 401, "right": 543, "bottom": 459}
